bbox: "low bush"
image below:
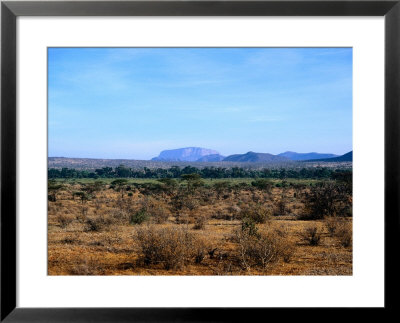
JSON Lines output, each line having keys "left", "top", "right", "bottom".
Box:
{"left": 274, "top": 223, "right": 290, "bottom": 238}
{"left": 235, "top": 228, "right": 294, "bottom": 270}
{"left": 129, "top": 209, "right": 149, "bottom": 225}
{"left": 251, "top": 179, "right": 273, "bottom": 192}
{"left": 84, "top": 218, "right": 103, "bottom": 232}
{"left": 193, "top": 236, "right": 210, "bottom": 264}
{"left": 241, "top": 217, "right": 259, "bottom": 237}
{"left": 137, "top": 197, "right": 171, "bottom": 224}
{"left": 325, "top": 217, "right": 347, "bottom": 236}
{"left": 339, "top": 230, "right": 352, "bottom": 248}
{"left": 239, "top": 204, "right": 271, "bottom": 224}
{"left": 300, "top": 225, "right": 321, "bottom": 246}
{"left": 336, "top": 222, "right": 352, "bottom": 248}
{"left": 273, "top": 198, "right": 287, "bottom": 216}
{"left": 227, "top": 205, "right": 241, "bottom": 220}
{"left": 193, "top": 215, "right": 206, "bottom": 230}
{"left": 57, "top": 214, "right": 74, "bottom": 229}
{"left": 134, "top": 225, "right": 199, "bottom": 270}
{"left": 149, "top": 205, "right": 170, "bottom": 224}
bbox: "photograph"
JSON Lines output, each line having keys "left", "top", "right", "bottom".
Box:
{"left": 47, "top": 47, "right": 353, "bottom": 276}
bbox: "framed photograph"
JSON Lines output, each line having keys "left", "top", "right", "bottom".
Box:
{"left": 1, "top": 0, "right": 399, "bottom": 321}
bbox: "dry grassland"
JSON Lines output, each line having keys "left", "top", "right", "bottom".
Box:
{"left": 48, "top": 180, "right": 352, "bottom": 275}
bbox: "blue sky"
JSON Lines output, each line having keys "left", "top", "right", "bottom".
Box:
{"left": 48, "top": 48, "right": 352, "bottom": 159}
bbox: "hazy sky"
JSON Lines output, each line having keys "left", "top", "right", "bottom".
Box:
{"left": 48, "top": 47, "right": 352, "bottom": 159}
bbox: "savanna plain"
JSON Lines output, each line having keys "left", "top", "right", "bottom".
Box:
{"left": 48, "top": 167, "right": 352, "bottom": 276}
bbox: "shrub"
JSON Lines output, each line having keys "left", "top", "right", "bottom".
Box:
{"left": 213, "top": 181, "right": 231, "bottom": 198}
{"left": 279, "top": 241, "right": 296, "bottom": 263}
{"left": 325, "top": 217, "right": 346, "bottom": 236}
{"left": 109, "top": 208, "right": 129, "bottom": 223}
{"left": 239, "top": 204, "right": 271, "bottom": 224}
{"left": 300, "top": 182, "right": 350, "bottom": 220}
{"left": 193, "top": 215, "right": 206, "bottom": 230}
{"left": 227, "top": 205, "right": 241, "bottom": 220}
{"left": 336, "top": 222, "right": 352, "bottom": 248}
{"left": 149, "top": 205, "right": 170, "bottom": 224}
{"left": 235, "top": 228, "right": 291, "bottom": 270}
{"left": 274, "top": 223, "right": 290, "bottom": 238}
{"left": 251, "top": 179, "right": 273, "bottom": 192}
{"left": 343, "top": 206, "right": 353, "bottom": 217}
{"left": 171, "top": 193, "right": 199, "bottom": 213}
{"left": 300, "top": 225, "right": 321, "bottom": 246}
{"left": 193, "top": 236, "right": 210, "bottom": 264}
{"left": 73, "top": 191, "right": 90, "bottom": 204}
{"left": 129, "top": 210, "right": 149, "bottom": 225}
{"left": 157, "top": 178, "right": 178, "bottom": 194}
{"left": 134, "top": 226, "right": 196, "bottom": 270}
{"left": 68, "top": 258, "right": 105, "bottom": 275}
{"left": 339, "top": 230, "right": 352, "bottom": 248}
{"left": 241, "top": 217, "right": 259, "bottom": 237}
{"left": 137, "top": 197, "right": 170, "bottom": 224}
{"left": 57, "top": 214, "right": 73, "bottom": 229}
{"left": 84, "top": 217, "right": 105, "bottom": 232}
{"left": 211, "top": 209, "right": 229, "bottom": 220}
{"left": 273, "top": 198, "right": 287, "bottom": 216}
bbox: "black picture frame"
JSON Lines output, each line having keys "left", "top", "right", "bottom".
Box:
{"left": 1, "top": 0, "right": 399, "bottom": 321}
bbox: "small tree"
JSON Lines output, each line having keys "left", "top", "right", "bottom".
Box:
{"left": 213, "top": 181, "right": 231, "bottom": 199}
{"left": 181, "top": 173, "right": 203, "bottom": 194}
{"left": 251, "top": 179, "right": 273, "bottom": 193}
{"left": 73, "top": 191, "right": 89, "bottom": 204}
{"left": 48, "top": 181, "right": 63, "bottom": 202}
{"left": 111, "top": 179, "right": 129, "bottom": 198}
{"left": 82, "top": 180, "right": 104, "bottom": 198}
{"left": 301, "top": 182, "right": 342, "bottom": 219}
{"left": 157, "top": 178, "right": 178, "bottom": 195}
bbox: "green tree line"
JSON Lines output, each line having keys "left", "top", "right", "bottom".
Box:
{"left": 48, "top": 165, "right": 352, "bottom": 181}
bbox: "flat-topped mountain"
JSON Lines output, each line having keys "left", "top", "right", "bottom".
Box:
{"left": 152, "top": 147, "right": 220, "bottom": 162}
{"left": 278, "top": 151, "right": 338, "bottom": 161}
{"left": 223, "top": 151, "right": 289, "bottom": 163}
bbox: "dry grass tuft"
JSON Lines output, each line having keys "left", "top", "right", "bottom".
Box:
{"left": 300, "top": 225, "right": 322, "bottom": 246}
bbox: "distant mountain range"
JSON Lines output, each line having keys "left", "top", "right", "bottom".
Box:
{"left": 278, "top": 151, "right": 338, "bottom": 161}
{"left": 223, "top": 151, "right": 288, "bottom": 163}
{"left": 196, "top": 154, "right": 226, "bottom": 162}
{"left": 48, "top": 150, "right": 352, "bottom": 170}
{"left": 305, "top": 151, "right": 352, "bottom": 162}
{"left": 150, "top": 147, "right": 351, "bottom": 163}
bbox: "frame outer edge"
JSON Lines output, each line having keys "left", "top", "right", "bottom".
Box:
{"left": 1, "top": 2, "right": 17, "bottom": 322}
{"left": 385, "top": 1, "right": 400, "bottom": 311}
{"left": 2, "top": 1, "right": 399, "bottom": 16}
{"left": 0, "top": 0, "right": 398, "bottom": 321}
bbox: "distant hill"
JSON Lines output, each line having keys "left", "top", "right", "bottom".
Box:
{"left": 152, "top": 147, "right": 219, "bottom": 162}
{"left": 196, "top": 154, "right": 225, "bottom": 162}
{"left": 223, "top": 151, "right": 289, "bottom": 163}
{"left": 305, "top": 151, "right": 352, "bottom": 162}
{"left": 278, "top": 151, "right": 338, "bottom": 161}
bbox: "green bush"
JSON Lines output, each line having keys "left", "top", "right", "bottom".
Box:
{"left": 130, "top": 210, "right": 149, "bottom": 225}
{"left": 241, "top": 217, "right": 259, "bottom": 237}
{"left": 251, "top": 179, "right": 273, "bottom": 191}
